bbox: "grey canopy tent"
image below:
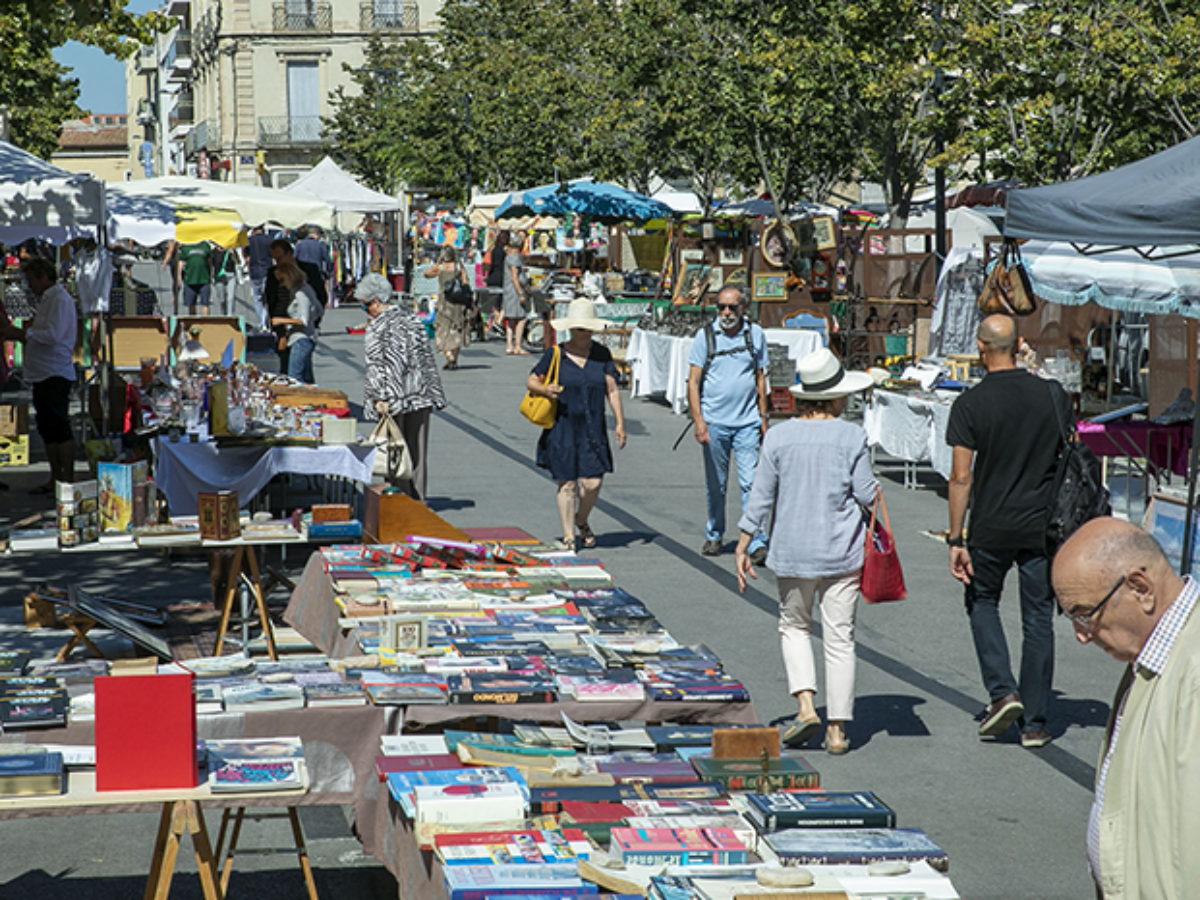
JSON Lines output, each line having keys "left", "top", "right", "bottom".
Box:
{"left": 1004, "top": 134, "right": 1200, "bottom": 254}
{"left": 1005, "top": 135, "right": 1200, "bottom": 574}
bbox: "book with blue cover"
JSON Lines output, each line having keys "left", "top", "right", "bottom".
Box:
{"left": 744, "top": 790, "right": 896, "bottom": 831}
{"left": 0, "top": 751, "right": 65, "bottom": 796}
{"left": 386, "top": 765, "right": 529, "bottom": 817}
{"left": 763, "top": 826, "right": 948, "bottom": 870}
{"left": 442, "top": 863, "right": 595, "bottom": 900}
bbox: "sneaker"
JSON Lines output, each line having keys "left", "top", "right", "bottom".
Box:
{"left": 978, "top": 692, "right": 1024, "bottom": 737}
{"left": 1021, "top": 729, "right": 1052, "bottom": 749}
{"left": 701, "top": 540, "right": 722, "bottom": 556}
{"left": 749, "top": 546, "right": 768, "bottom": 567}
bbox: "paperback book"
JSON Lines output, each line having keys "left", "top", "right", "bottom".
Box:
{"left": 610, "top": 826, "right": 749, "bottom": 866}
{"left": 221, "top": 683, "right": 306, "bottom": 713}
{"left": 762, "top": 826, "right": 949, "bottom": 871}
{"left": 446, "top": 674, "right": 556, "bottom": 705}
{"left": 441, "top": 863, "right": 595, "bottom": 900}
{"left": 209, "top": 759, "right": 308, "bottom": 792}
{"left": 413, "top": 781, "right": 528, "bottom": 825}
{"left": 434, "top": 828, "right": 591, "bottom": 865}
{"left": 386, "top": 765, "right": 528, "bottom": 818}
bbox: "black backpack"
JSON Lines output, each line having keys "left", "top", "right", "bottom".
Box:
{"left": 1045, "top": 381, "right": 1110, "bottom": 556}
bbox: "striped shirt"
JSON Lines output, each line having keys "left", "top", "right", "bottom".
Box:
{"left": 1087, "top": 575, "right": 1199, "bottom": 884}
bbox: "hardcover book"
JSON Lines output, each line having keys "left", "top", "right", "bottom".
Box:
{"left": 446, "top": 674, "right": 556, "bottom": 705}
{"left": 530, "top": 782, "right": 725, "bottom": 814}
{"left": 0, "top": 692, "right": 68, "bottom": 729}
{"left": 434, "top": 828, "right": 590, "bottom": 865}
{"left": 593, "top": 760, "right": 701, "bottom": 785}
{"left": 413, "top": 781, "right": 528, "bottom": 825}
{"left": 609, "top": 826, "right": 748, "bottom": 866}
{"left": 380, "top": 734, "right": 450, "bottom": 756}
{"left": 366, "top": 683, "right": 448, "bottom": 705}
{"left": 98, "top": 460, "right": 148, "bottom": 533}
{"left": 763, "top": 826, "right": 949, "bottom": 871}
{"left": 386, "top": 765, "right": 528, "bottom": 818}
{"left": 221, "top": 683, "right": 306, "bottom": 712}
{"left": 95, "top": 672, "right": 197, "bottom": 790}
{"left": 197, "top": 490, "right": 240, "bottom": 541}
{"left": 441, "top": 863, "right": 595, "bottom": 900}
{"left": 0, "top": 651, "right": 31, "bottom": 676}
{"left": 690, "top": 756, "right": 819, "bottom": 792}
{"left": 303, "top": 683, "right": 368, "bottom": 707}
{"left": 205, "top": 737, "right": 305, "bottom": 767}
{"left": 0, "top": 751, "right": 65, "bottom": 796}
{"left": 744, "top": 790, "right": 896, "bottom": 832}
{"left": 375, "top": 754, "right": 463, "bottom": 781}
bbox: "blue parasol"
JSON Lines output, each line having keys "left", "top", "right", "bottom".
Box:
{"left": 494, "top": 178, "right": 674, "bottom": 224}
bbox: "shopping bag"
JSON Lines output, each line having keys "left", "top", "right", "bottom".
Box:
{"left": 862, "top": 494, "right": 907, "bottom": 603}
{"left": 519, "top": 346, "right": 560, "bottom": 428}
{"left": 369, "top": 412, "right": 414, "bottom": 482}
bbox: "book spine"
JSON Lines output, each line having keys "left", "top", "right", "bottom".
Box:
{"left": 448, "top": 690, "right": 556, "bottom": 705}
{"left": 775, "top": 850, "right": 948, "bottom": 870}
{"left": 760, "top": 810, "right": 896, "bottom": 830}
{"left": 619, "top": 849, "right": 746, "bottom": 866}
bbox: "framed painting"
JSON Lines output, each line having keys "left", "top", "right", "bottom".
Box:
{"left": 382, "top": 616, "right": 427, "bottom": 653}
{"left": 718, "top": 247, "right": 744, "bottom": 266}
{"left": 675, "top": 263, "right": 712, "bottom": 303}
{"left": 811, "top": 215, "right": 837, "bottom": 251}
{"left": 680, "top": 248, "right": 705, "bottom": 262}
{"left": 751, "top": 272, "right": 788, "bottom": 302}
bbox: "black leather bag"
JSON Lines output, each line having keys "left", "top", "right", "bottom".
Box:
{"left": 444, "top": 267, "right": 474, "bottom": 306}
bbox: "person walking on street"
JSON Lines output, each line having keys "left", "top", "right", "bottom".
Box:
{"left": 525, "top": 298, "right": 626, "bottom": 550}
{"left": 946, "top": 314, "right": 1072, "bottom": 748}
{"left": 359, "top": 273, "right": 445, "bottom": 501}
{"left": 174, "top": 239, "right": 213, "bottom": 316}
{"left": 502, "top": 233, "right": 530, "bottom": 355}
{"left": 687, "top": 285, "right": 769, "bottom": 561}
{"left": 426, "top": 246, "right": 471, "bottom": 371}
{"left": 244, "top": 225, "right": 273, "bottom": 329}
{"left": 1052, "top": 518, "right": 1200, "bottom": 899}
{"left": 4, "top": 258, "right": 77, "bottom": 491}
{"left": 736, "top": 348, "right": 877, "bottom": 756}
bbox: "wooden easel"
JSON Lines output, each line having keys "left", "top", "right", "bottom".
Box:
{"left": 55, "top": 612, "right": 104, "bottom": 662}
{"left": 212, "top": 544, "right": 278, "bottom": 661}
{"left": 144, "top": 799, "right": 224, "bottom": 900}
{"left": 214, "top": 806, "right": 318, "bottom": 900}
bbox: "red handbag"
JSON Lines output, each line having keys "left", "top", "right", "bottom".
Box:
{"left": 862, "top": 494, "right": 907, "bottom": 603}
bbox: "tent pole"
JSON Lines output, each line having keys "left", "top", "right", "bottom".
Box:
{"left": 1106, "top": 309, "right": 1117, "bottom": 411}
{"left": 1181, "top": 365, "right": 1200, "bottom": 577}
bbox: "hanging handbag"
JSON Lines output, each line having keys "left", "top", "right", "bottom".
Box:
{"left": 444, "top": 265, "right": 474, "bottom": 306}
{"left": 861, "top": 493, "right": 907, "bottom": 603}
{"left": 519, "top": 346, "right": 560, "bottom": 428}
{"left": 368, "top": 411, "right": 414, "bottom": 482}
{"left": 977, "top": 241, "right": 1038, "bottom": 317}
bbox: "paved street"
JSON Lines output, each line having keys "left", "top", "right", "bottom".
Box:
{"left": 0, "top": 294, "right": 1118, "bottom": 899}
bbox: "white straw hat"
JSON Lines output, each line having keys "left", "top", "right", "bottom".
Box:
{"left": 550, "top": 297, "right": 612, "bottom": 333}
{"left": 789, "top": 348, "right": 875, "bottom": 399}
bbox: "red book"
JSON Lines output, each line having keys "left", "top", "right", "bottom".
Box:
{"left": 95, "top": 673, "right": 197, "bottom": 791}
{"left": 559, "top": 800, "right": 634, "bottom": 823}
{"left": 375, "top": 753, "right": 463, "bottom": 781}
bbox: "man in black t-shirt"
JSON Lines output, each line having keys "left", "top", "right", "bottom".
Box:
{"left": 946, "top": 314, "right": 1071, "bottom": 750}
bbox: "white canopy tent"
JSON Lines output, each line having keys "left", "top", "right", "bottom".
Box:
{"left": 0, "top": 140, "right": 105, "bottom": 245}
{"left": 282, "top": 157, "right": 400, "bottom": 213}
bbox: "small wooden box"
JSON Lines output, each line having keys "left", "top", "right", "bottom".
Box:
{"left": 0, "top": 402, "right": 29, "bottom": 437}
{"left": 312, "top": 503, "right": 352, "bottom": 523}
{"left": 198, "top": 490, "right": 240, "bottom": 541}
{"left": 362, "top": 486, "right": 470, "bottom": 544}
{"left": 712, "top": 726, "right": 780, "bottom": 760}
{"left": 0, "top": 434, "right": 30, "bottom": 467}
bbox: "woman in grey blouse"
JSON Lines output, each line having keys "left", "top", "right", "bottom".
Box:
{"left": 736, "top": 348, "right": 879, "bottom": 756}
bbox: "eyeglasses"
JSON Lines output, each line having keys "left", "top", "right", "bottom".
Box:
{"left": 717, "top": 303, "right": 741, "bottom": 312}
{"left": 1067, "top": 573, "right": 1127, "bottom": 632}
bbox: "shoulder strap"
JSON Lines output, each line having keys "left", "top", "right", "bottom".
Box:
{"left": 1045, "top": 377, "right": 1072, "bottom": 444}
{"left": 547, "top": 345, "right": 561, "bottom": 387}
{"left": 744, "top": 320, "right": 754, "bottom": 358}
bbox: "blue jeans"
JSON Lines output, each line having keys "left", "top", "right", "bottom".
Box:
{"left": 287, "top": 337, "right": 315, "bottom": 384}
{"left": 702, "top": 421, "right": 766, "bottom": 552}
{"left": 964, "top": 546, "right": 1055, "bottom": 733}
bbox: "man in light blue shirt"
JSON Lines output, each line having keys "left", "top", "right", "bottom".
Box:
{"left": 687, "top": 285, "right": 770, "bottom": 560}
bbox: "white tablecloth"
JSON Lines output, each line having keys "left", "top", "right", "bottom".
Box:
{"left": 863, "top": 389, "right": 954, "bottom": 479}
{"left": 762, "top": 328, "right": 824, "bottom": 363}
{"left": 626, "top": 328, "right": 694, "bottom": 414}
{"left": 154, "top": 438, "right": 377, "bottom": 515}
{"left": 627, "top": 327, "right": 826, "bottom": 415}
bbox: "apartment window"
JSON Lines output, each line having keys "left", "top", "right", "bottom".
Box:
{"left": 287, "top": 61, "right": 321, "bottom": 143}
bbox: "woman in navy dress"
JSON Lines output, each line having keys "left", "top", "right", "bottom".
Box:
{"left": 525, "top": 298, "right": 626, "bottom": 550}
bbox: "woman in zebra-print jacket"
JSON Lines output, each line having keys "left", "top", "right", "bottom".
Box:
{"left": 359, "top": 273, "right": 446, "bottom": 500}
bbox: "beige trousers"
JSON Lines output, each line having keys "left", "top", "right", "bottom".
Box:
{"left": 777, "top": 571, "right": 861, "bottom": 721}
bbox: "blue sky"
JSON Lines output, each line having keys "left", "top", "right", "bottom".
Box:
{"left": 51, "top": 0, "right": 161, "bottom": 115}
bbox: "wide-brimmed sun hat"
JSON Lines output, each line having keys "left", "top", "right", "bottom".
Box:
{"left": 550, "top": 297, "right": 612, "bottom": 333}
{"left": 789, "top": 348, "right": 876, "bottom": 399}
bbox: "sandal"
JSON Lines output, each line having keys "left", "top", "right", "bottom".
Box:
{"left": 577, "top": 523, "right": 596, "bottom": 549}
{"left": 553, "top": 537, "right": 576, "bottom": 552}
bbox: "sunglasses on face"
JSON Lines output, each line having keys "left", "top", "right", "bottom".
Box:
{"left": 717, "top": 303, "right": 741, "bottom": 312}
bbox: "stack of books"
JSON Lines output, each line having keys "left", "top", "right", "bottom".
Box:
{"left": 205, "top": 736, "right": 309, "bottom": 793}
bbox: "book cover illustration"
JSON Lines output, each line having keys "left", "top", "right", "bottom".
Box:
{"left": 386, "top": 765, "right": 529, "bottom": 817}
{"left": 744, "top": 790, "right": 897, "bottom": 831}
{"left": 434, "top": 828, "right": 590, "bottom": 865}
{"left": 763, "top": 826, "right": 949, "bottom": 871}
{"left": 690, "top": 756, "right": 819, "bottom": 791}
{"left": 209, "top": 760, "right": 307, "bottom": 792}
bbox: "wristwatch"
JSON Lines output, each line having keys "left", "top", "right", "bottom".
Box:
{"left": 946, "top": 535, "right": 965, "bottom": 548}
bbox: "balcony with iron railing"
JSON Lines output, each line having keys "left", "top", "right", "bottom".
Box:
{"left": 185, "top": 120, "right": 220, "bottom": 156}
{"left": 272, "top": 2, "right": 332, "bottom": 32}
{"left": 258, "top": 116, "right": 324, "bottom": 147}
{"left": 360, "top": 1, "right": 419, "bottom": 31}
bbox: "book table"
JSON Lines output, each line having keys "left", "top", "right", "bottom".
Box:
{"left": 0, "top": 769, "right": 308, "bottom": 900}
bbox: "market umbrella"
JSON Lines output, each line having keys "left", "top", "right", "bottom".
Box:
{"left": 494, "top": 178, "right": 673, "bottom": 224}
{"left": 106, "top": 187, "right": 240, "bottom": 248}
{"left": 0, "top": 139, "right": 106, "bottom": 245}
{"left": 108, "top": 176, "right": 334, "bottom": 248}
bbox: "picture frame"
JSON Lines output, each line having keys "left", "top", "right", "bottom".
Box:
{"left": 382, "top": 615, "right": 427, "bottom": 653}
{"left": 811, "top": 215, "right": 837, "bottom": 251}
{"left": 718, "top": 247, "right": 744, "bottom": 266}
{"left": 675, "top": 263, "right": 712, "bottom": 304}
{"left": 1143, "top": 494, "right": 1199, "bottom": 573}
{"left": 707, "top": 267, "right": 725, "bottom": 292}
{"left": 680, "top": 248, "right": 705, "bottom": 262}
{"left": 751, "top": 272, "right": 788, "bottom": 302}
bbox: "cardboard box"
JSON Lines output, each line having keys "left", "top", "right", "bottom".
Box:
{"left": 198, "top": 490, "right": 240, "bottom": 541}
{"left": 0, "top": 402, "right": 29, "bottom": 437}
{"left": 0, "top": 435, "right": 29, "bottom": 467}
{"left": 95, "top": 673, "right": 198, "bottom": 791}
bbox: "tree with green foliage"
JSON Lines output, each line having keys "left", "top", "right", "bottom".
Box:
{"left": 0, "top": 0, "right": 166, "bottom": 159}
